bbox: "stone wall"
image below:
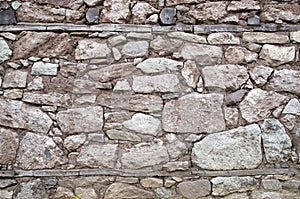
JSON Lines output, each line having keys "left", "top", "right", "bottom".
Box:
{"left": 1, "top": 0, "right": 300, "bottom": 199}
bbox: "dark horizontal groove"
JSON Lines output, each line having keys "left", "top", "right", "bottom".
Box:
{"left": 0, "top": 23, "right": 300, "bottom": 33}
{"left": 0, "top": 168, "right": 297, "bottom": 178}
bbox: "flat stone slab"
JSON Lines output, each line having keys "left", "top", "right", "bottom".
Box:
{"left": 136, "top": 58, "right": 183, "bottom": 74}
{"left": 0, "top": 128, "right": 19, "bottom": 164}
{"left": 259, "top": 44, "right": 295, "bottom": 66}
{"left": 162, "top": 92, "right": 225, "bottom": 133}
{"left": 192, "top": 124, "right": 262, "bottom": 170}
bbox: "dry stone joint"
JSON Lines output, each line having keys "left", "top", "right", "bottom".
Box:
{"left": 0, "top": 0, "right": 300, "bottom": 198}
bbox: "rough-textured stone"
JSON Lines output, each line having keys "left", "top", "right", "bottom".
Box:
{"left": 167, "top": 32, "right": 207, "bottom": 43}
{"left": 77, "top": 144, "right": 118, "bottom": 168}
{"left": 262, "top": 179, "right": 282, "bottom": 191}
{"left": 160, "top": 7, "right": 176, "bottom": 25}
{"left": 165, "top": 134, "right": 188, "bottom": 159}
{"left": 150, "top": 36, "right": 183, "bottom": 55}
{"left": 0, "top": 37, "right": 12, "bottom": 63}
{"left": 189, "top": 2, "right": 227, "bottom": 22}
{"left": 283, "top": 99, "right": 300, "bottom": 116}
{"left": 225, "top": 89, "right": 247, "bottom": 106}
{"left": 113, "top": 79, "right": 131, "bottom": 91}
{"left": 75, "top": 40, "right": 111, "bottom": 60}
{"left": 243, "top": 32, "right": 290, "bottom": 44}
{"left": 121, "top": 140, "right": 169, "bottom": 169}
{"left": 267, "top": 69, "right": 300, "bottom": 95}
{"left": 0, "top": 128, "right": 19, "bottom": 164}
{"left": 132, "top": 2, "right": 158, "bottom": 23}
{"left": 123, "top": 113, "right": 161, "bottom": 136}
{"left": 207, "top": 32, "right": 240, "bottom": 44}
{"left": 4, "top": 89, "right": 23, "bottom": 99}
{"left": 0, "top": 98, "right": 52, "bottom": 134}
{"left": 13, "top": 32, "right": 72, "bottom": 59}
{"left": 0, "top": 179, "right": 17, "bottom": 188}
{"left": 290, "top": 31, "right": 300, "bottom": 43}
{"left": 249, "top": 65, "right": 274, "bottom": 86}
{"left": 163, "top": 93, "right": 225, "bottom": 133}
{"left": 15, "top": 180, "right": 47, "bottom": 199}
{"left": 88, "top": 63, "right": 135, "bottom": 83}
{"left": 106, "top": 129, "right": 141, "bottom": 142}
{"left": 239, "top": 89, "right": 289, "bottom": 123}
{"left": 222, "top": 193, "right": 250, "bottom": 199}
{"left": 101, "top": 0, "right": 130, "bottom": 23}
{"left": 97, "top": 93, "right": 163, "bottom": 113}
{"left": 228, "top": 0, "right": 260, "bottom": 11}
{"left": 224, "top": 107, "right": 239, "bottom": 128}
{"left": 202, "top": 65, "right": 248, "bottom": 91}
{"left": 63, "top": 134, "right": 86, "bottom": 151}
{"left": 259, "top": 44, "right": 295, "bottom": 66}
{"left": 192, "top": 124, "right": 262, "bottom": 170}
{"left": 177, "top": 180, "right": 211, "bottom": 198}
{"left": 16, "top": 132, "right": 67, "bottom": 169}
{"left": 22, "top": 92, "right": 71, "bottom": 106}
{"left": 261, "top": 3, "right": 300, "bottom": 23}
{"left": 0, "top": 8, "right": 16, "bottom": 25}
{"left": 261, "top": 119, "right": 292, "bottom": 163}
{"left": 132, "top": 74, "right": 180, "bottom": 93}
{"left": 166, "top": 0, "right": 204, "bottom": 6}
{"left": 141, "top": 178, "right": 163, "bottom": 188}
{"left": 181, "top": 43, "right": 222, "bottom": 65}
{"left": 251, "top": 190, "right": 300, "bottom": 199}
{"left": 163, "top": 161, "right": 189, "bottom": 172}
{"left": 57, "top": 106, "right": 103, "bottom": 134}
{"left": 31, "top": 62, "right": 59, "bottom": 76}
{"left": 0, "top": 190, "right": 13, "bottom": 199}
{"left": 86, "top": 8, "right": 100, "bottom": 24}
{"left": 121, "top": 41, "right": 149, "bottom": 58}
{"left": 136, "top": 58, "right": 183, "bottom": 74}
{"left": 225, "top": 46, "right": 245, "bottom": 64}
{"left": 75, "top": 187, "right": 98, "bottom": 199}
{"left": 104, "top": 183, "right": 155, "bottom": 199}
{"left": 211, "top": 176, "right": 258, "bottom": 196}
{"left": 181, "top": 60, "right": 200, "bottom": 88}
{"left": 2, "top": 70, "right": 27, "bottom": 88}
{"left": 84, "top": 0, "right": 102, "bottom": 6}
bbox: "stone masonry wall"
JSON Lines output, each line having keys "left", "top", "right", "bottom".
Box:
{"left": 1, "top": 0, "right": 300, "bottom": 199}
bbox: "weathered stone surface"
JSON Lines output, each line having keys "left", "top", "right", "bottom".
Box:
{"left": 211, "top": 176, "right": 258, "bottom": 196}
{"left": 167, "top": 32, "right": 207, "bottom": 43}
{"left": 75, "top": 40, "right": 111, "bottom": 60}
{"left": 0, "top": 37, "right": 12, "bottom": 63}
{"left": 27, "top": 77, "right": 43, "bottom": 91}
{"left": 192, "top": 124, "right": 262, "bottom": 170}
{"left": 106, "top": 129, "right": 141, "bottom": 142}
{"left": 163, "top": 93, "right": 225, "bottom": 133}
{"left": 181, "top": 43, "right": 222, "bottom": 65}
{"left": 166, "top": 0, "right": 204, "bottom": 6}
{"left": 202, "top": 65, "right": 248, "bottom": 91}
{"left": 261, "top": 3, "right": 300, "bottom": 23}
{"left": 259, "top": 44, "right": 295, "bottom": 66}
{"left": 262, "top": 179, "right": 282, "bottom": 191}
{"left": 101, "top": 0, "right": 130, "bottom": 23}
{"left": 177, "top": 180, "right": 211, "bottom": 198}
{"left": 190, "top": 2, "right": 227, "bottom": 22}
{"left": 121, "top": 141, "right": 169, "bottom": 169}
{"left": 97, "top": 93, "right": 163, "bottom": 113}
{"left": 88, "top": 63, "right": 135, "bottom": 83}
{"left": 225, "top": 89, "right": 247, "bottom": 106}
{"left": 113, "top": 79, "right": 131, "bottom": 91}
{"left": 224, "top": 107, "right": 239, "bottom": 128}
{"left": 243, "top": 32, "right": 290, "bottom": 44}
{"left": 132, "top": 2, "right": 158, "bottom": 23}
{"left": 77, "top": 144, "right": 118, "bottom": 168}
{"left": 75, "top": 187, "right": 98, "bottom": 199}
{"left": 283, "top": 99, "right": 300, "bottom": 116}
{"left": 267, "top": 69, "right": 300, "bottom": 95}
{"left": 31, "top": 62, "right": 59, "bottom": 76}
{"left": 84, "top": 0, "right": 102, "bottom": 6}
{"left": 251, "top": 190, "right": 300, "bottom": 199}
{"left": 15, "top": 180, "right": 47, "bottom": 199}
{"left": 121, "top": 41, "right": 149, "bottom": 58}
{"left": 136, "top": 58, "right": 183, "bottom": 74}
{"left": 14, "top": 32, "right": 72, "bottom": 59}
{"left": 261, "top": 119, "right": 292, "bottom": 163}
{"left": 86, "top": 8, "right": 100, "bottom": 24}
{"left": 104, "top": 183, "right": 155, "bottom": 199}
{"left": 225, "top": 46, "right": 245, "bottom": 64}
{"left": 239, "top": 89, "right": 289, "bottom": 123}
{"left": 0, "top": 99, "right": 52, "bottom": 134}
{"left": 290, "top": 31, "right": 300, "bottom": 43}
{"left": 57, "top": 106, "right": 103, "bottom": 134}
{"left": 228, "top": 0, "right": 260, "bottom": 11}
{"left": 150, "top": 36, "right": 183, "bottom": 55}
{"left": 0, "top": 128, "right": 19, "bottom": 164}
{"left": 141, "top": 178, "right": 163, "bottom": 188}
{"left": 165, "top": 134, "right": 188, "bottom": 159}
{"left": 160, "top": 7, "right": 176, "bottom": 25}
{"left": 0, "top": 179, "right": 17, "bottom": 189}
{"left": 181, "top": 60, "right": 200, "bottom": 88}
{"left": 16, "top": 132, "right": 67, "bottom": 169}
{"left": 0, "top": 8, "right": 16, "bottom": 25}
{"left": 63, "top": 134, "right": 86, "bottom": 151}
{"left": 123, "top": 113, "right": 161, "bottom": 136}
{"left": 0, "top": 190, "right": 13, "bottom": 199}
{"left": 249, "top": 65, "right": 273, "bottom": 86}
{"left": 108, "top": 35, "right": 127, "bottom": 46}
{"left": 16, "top": 2, "right": 65, "bottom": 22}
{"left": 163, "top": 161, "right": 189, "bottom": 172}
{"left": 207, "top": 32, "right": 240, "bottom": 44}
{"left": 3, "top": 89, "right": 23, "bottom": 99}
{"left": 22, "top": 92, "right": 71, "bottom": 106}
{"left": 2, "top": 70, "right": 27, "bottom": 88}
{"left": 222, "top": 193, "right": 250, "bottom": 199}
{"left": 132, "top": 74, "right": 180, "bottom": 93}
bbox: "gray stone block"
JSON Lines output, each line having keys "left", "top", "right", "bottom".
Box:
{"left": 159, "top": 7, "right": 176, "bottom": 25}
